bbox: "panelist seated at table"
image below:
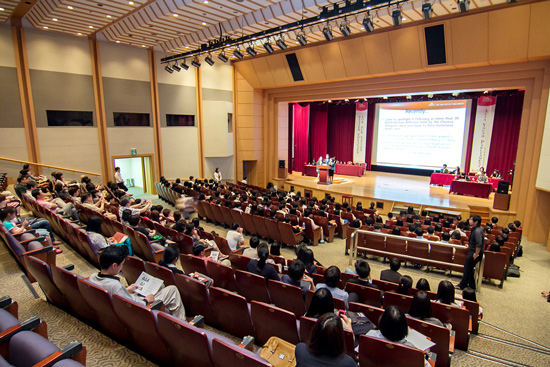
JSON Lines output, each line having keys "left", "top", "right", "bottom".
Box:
{"left": 491, "top": 169, "right": 502, "bottom": 179}
{"left": 453, "top": 166, "right": 461, "bottom": 175}
{"left": 455, "top": 172, "right": 472, "bottom": 181}
{"left": 476, "top": 167, "right": 486, "bottom": 176}
{"left": 477, "top": 172, "right": 489, "bottom": 183}
{"left": 440, "top": 164, "right": 449, "bottom": 174}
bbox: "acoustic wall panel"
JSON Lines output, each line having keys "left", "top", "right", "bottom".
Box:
{"left": 99, "top": 42, "right": 149, "bottom": 82}
{"left": 265, "top": 54, "right": 292, "bottom": 86}
{"left": 488, "top": 6, "right": 530, "bottom": 64}
{"left": 0, "top": 25, "right": 16, "bottom": 67}
{"left": 251, "top": 57, "right": 276, "bottom": 88}
{"left": 451, "top": 13, "right": 489, "bottom": 67}
{"left": 363, "top": 32, "right": 395, "bottom": 76}
{"left": 339, "top": 38, "right": 370, "bottom": 78}
{"left": 528, "top": 1, "right": 550, "bottom": 60}
{"left": 389, "top": 27, "right": 424, "bottom": 73}
{"left": 295, "top": 47, "right": 326, "bottom": 82}
{"left": 317, "top": 42, "right": 347, "bottom": 81}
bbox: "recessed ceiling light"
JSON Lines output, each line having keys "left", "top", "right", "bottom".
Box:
{"left": 67, "top": 6, "right": 73, "bottom": 10}
{"left": 204, "top": 0, "right": 209, "bottom": 3}
{"left": 403, "top": 17, "right": 407, "bottom": 20}
{"left": 77, "top": 32, "right": 82, "bottom": 36}
{"left": 89, "top": 25, "right": 94, "bottom": 28}
{"left": 43, "top": 26, "right": 48, "bottom": 29}
{"left": 106, "top": 15, "right": 111, "bottom": 18}
{"left": 202, "top": 22, "right": 206, "bottom": 25}
{"left": 128, "top": 1, "right": 134, "bottom": 4}
{"left": 141, "top": 44, "right": 146, "bottom": 47}
{"left": 115, "top": 40, "right": 120, "bottom": 43}
{"left": 173, "top": 13, "right": 178, "bottom": 17}
{"left": 0, "top": 8, "right": 4, "bottom": 11}
{"left": 185, "top": 46, "right": 189, "bottom": 48}
{"left": 52, "top": 18, "right": 58, "bottom": 21}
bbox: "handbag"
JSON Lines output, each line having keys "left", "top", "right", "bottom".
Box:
{"left": 258, "top": 336, "right": 296, "bottom": 367}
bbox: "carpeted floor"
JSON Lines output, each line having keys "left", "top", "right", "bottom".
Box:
{"left": 2, "top": 188, "right": 549, "bottom": 366}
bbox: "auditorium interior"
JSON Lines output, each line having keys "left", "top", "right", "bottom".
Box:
{"left": 1, "top": 0, "right": 550, "bottom": 366}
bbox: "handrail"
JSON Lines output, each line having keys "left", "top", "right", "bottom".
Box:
{"left": 0, "top": 157, "right": 101, "bottom": 176}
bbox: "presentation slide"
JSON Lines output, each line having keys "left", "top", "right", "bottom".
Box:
{"left": 373, "top": 100, "right": 470, "bottom": 170}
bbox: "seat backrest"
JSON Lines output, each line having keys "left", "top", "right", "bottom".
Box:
{"left": 211, "top": 338, "right": 271, "bottom": 367}
{"left": 214, "top": 235, "right": 232, "bottom": 255}
{"left": 24, "top": 255, "right": 67, "bottom": 308}
{"left": 230, "top": 209, "right": 246, "bottom": 230}
{"left": 180, "top": 254, "right": 208, "bottom": 275}
{"left": 431, "top": 301, "right": 470, "bottom": 350}
{"left": 51, "top": 266, "right": 96, "bottom": 323}
{"left": 428, "top": 243, "right": 454, "bottom": 270}
{"left": 278, "top": 221, "right": 300, "bottom": 247}
{"left": 299, "top": 316, "right": 355, "bottom": 358}
{"left": 241, "top": 212, "right": 257, "bottom": 235}
{"left": 264, "top": 219, "right": 282, "bottom": 242}
{"left": 121, "top": 255, "right": 146, "bottom": 285}
{"left": 482, "top": 251, "right": 507, "bottom": 284}
{"left": 174, "top": 273, "right": 217, "bottom": 325}
{"left": 219, "top": 205, "right": 235, "bottom": 227}
{"left": 208, "top": 286, "right": 255, "bottom": 338}
{"left": 349, "top": 302, "right": 384, "bottom": 328}
{"left": 345, "top": 282, "right": 382, "bottom": 307}
{"left": 407, "top": 317, "right": 450, "bottom": 367}
{"left": 405, "top": 239, "right": 429, "bottom": 266}
{"left": 358, "top": 335, "right": 426, "bottom": 367}
{"left": 382, "top": 291, "right": 412, "bottom": 314}
{"left": 206, "top": 261, "right": 237, "bottom": 292}
{"left": 267, "top": 280, "right": 305, "bottom": 318}
{"left": 156, "top": 312, "right": 216, "bottom": 367}
{"left": 250, "top": 301, "right": 300, "bottom": 345}
{"left": 7, "top": 330, "right": 60, "bottom": 366}
{"left": 144, "top": 261, "right": 176, "bottom": 286}
{"left": 235, "top": 270, "right": 271, "bottom": 304}
{"left": 228, "top": 253, "right": 252, "bottom": 271}
{"left": 76, "top": 278, "right": 129, "bottom": 342}
{"left": 111, "top": 295, "right": 172, "bottom": 366}
{"left": 252, "top": 215, "right": 270, "bottom": 238}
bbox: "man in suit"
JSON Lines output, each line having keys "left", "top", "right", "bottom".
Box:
{"left": 380, "top": 258, "right": 402, "bottom": 284}
{"left": 441, "top": 164, "right": 449, "bottom": 173}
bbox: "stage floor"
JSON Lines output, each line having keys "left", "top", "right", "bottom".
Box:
{"left": 285, "top": 171, "right": 501, "bottom": 211}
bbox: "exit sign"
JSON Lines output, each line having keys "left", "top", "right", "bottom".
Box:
{"left": 131, "top": 149, "right": 137, "bottom": 155}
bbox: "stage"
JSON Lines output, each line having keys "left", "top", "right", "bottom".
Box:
{"left": 282, "top": 171, "right": 514, "bottom": 220}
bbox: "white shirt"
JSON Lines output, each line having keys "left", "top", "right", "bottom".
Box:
{"left": 115, "top": 171, "right": 123, "bottom": 184}
{"left": 214, "top": 171, "right": 222, "bottom": 182}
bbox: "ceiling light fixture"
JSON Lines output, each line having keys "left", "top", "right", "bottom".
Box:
{"left": 339, "top": 19, "right": 351, "bottom": 37}
{"left": 458, "top": 0, "right": 470, "bottom": 13}
{"left": 218, "top": 52, "right": 228, "bottom": 63}
{"left": 172, "top": 62, "right": 181, "bottom": 72}
{"left": 67, "top": 6, "right": 73, "bottom": 10}
{"left": 275, "top": 35, "right": 287, "bottom": 50}
{"left": 263, "top": 40, "right": 274, "bottom": 54}
{"left": 205, "top": 53, "right": 215, "bottom": 66}
{"left": 52, "top": 18, "right": 58, "bottom": 21}
{"left": 191, "top": 57, "right": 201, "bottom": 68}
{"left": 392, "top": 9, "right": 402, "bottom": 26}
{"left": 246, "top": 45, "right": 257, "bottom": 57}
{"left": 233, "top": 47, "right": 243, "bottom": 60}
{"left": 165, "top": 65, "right": 174, "bottom": 74}
{"left": 181, "top": 59, "right": 189, "bottom": 70}
{"left": 322, "top": 23, "right": 333, "bottom": 41}
{"left": 296, "top": 31, "right": 307, "bottom": 46}
{"left": 422, "top": 2, "right": 433, "bottom": 19}
{"left": 362, "top": 16, "right": 374, "bottom": 32}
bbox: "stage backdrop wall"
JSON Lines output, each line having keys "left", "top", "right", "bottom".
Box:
{"left": 292, "top": 103, "right": 309, "bottom": 172}
{"left": 308, "top": 103, "right": 328, "bottom": 162}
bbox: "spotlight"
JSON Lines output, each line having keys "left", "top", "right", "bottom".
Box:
{"left": 296, "top": 31, "right": 307, "bottom": 46}
{"left": 246, "top": 46, "right": 257, "bottom": 57}
{"left": 165, "top": 65, "right": 173, "bottom": 74}
{"left": 322, "top": 25, "right": 333, "bottom": 41}
{"left": 205, "top": 54, "right": 214, "bottom": 66}
{"left": 263, "top": 41, "right": 274, "bottom": 54}
{"left": 392, "top": 9, "right": 402, "bottom": 26}
{"left": 275, "top": 37, "right": 287, "bottom": 50}
{"left": 180, "top": 59, "right": 189, "bottom": 70}
{"left": 191, "top": 58, "right": 201, "bottom": 68}
{"left": 218, "top": 52, "right": 228, "bottom": 63}
{"left": 339, "top": 21, "right": 351, "bottom": 37}
{"left": 422, "top": 3, "right": 433, "bottom": 19}
{"left": 172, "top": 63, "right": 181, "bottom": 72}
{"left": 458, "top": 0, "right": 470, "bottom": 13}
{"left": 362, "top": 17, "right": 374, "bottom": 32}
{"left": 233, "top": 48, "right": 243, "bottom": 60}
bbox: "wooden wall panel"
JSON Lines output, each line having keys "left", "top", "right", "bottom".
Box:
{"left": 528, "top": 1, "right": 550, "bottom": 60}
{"left": 234, "top": 61, "right": 261, "bottom": 89}
{"left": 488, "top": 6, "right": 530, "bottom": 64}
{"left": 317, "top": 42, "right": 347, "bottom": 80}
{"left": 363, "top": 32, "right": 395, "bottom": 76}
{"left": 251, "top": 57, "right": 275, "bottom": 88}
{"left": 295, "top": 47, "right": 326, "bottom": 82}
{"left": 451, "top": 13, "right": 489, "bottom": 68}
{"left": 265, "top": 54, "right": 292, "bottom": 86}
{"left": 340, "top": 38, "right": 369, "bottom": 77}
{"left": 389, "top": 26, "right": 424, "bottom": 73}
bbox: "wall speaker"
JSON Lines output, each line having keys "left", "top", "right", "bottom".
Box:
{"left": 285, "top": 53, "right": 304, "bottom": 82}
{"left": 424, "top": 24, "right": 446, "bottom": 65}
{"left": 497, "top": 180, "right": 510, "bottom": 194}
{"left": 278, "top": 160, "right": 285, "bottom": 169}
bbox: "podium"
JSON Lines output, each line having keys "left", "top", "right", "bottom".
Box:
{"left": 317, "top": 165, "right": 330, "bottom": 185}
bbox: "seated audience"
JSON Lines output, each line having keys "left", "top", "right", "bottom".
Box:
{"left": 305, "top": 288, "right": 334, "bottom": 318}
{"left": 347, "top": 260, "right": 378, "bottom": 289}
{"left": 86, "top": 216, "right": 110, "bottom": 254}
{"left": 316, "top": 266, "right": 350, "bottom": 308}
{"left": 89, "top": 245, "right": 186, "bottom": 320}
{"left": 408, "top": 291, "right": 444, "bottom": 327}
{"left": 380, "top": 258, "right": 402, "bottom": 284}
{"left": 462, "top": 287, "right": 483, "bottom": 317}
{"left": 226, "top": 222, "right": 245, "bottom": 251}
{"left": 436, "top": 280, "right": 463, "bottom": 308}
{"left": 295, "top": 313, "right": 356, "bottom": 367}
{"left": 246, "top": 243, "right": 279, "bottom": 282}
{"left": 397, "top": 275, "right": 413, "bottom": 296}
{"left": 118, "top": 198, "right": 152, "bottom": 220}
{"left": 281, "top": 260, "right": 315, "bottom": 295}
{"left": 242, "top": 236, "right": 259, "bottom": 258}
{"left": 296, "top": 247, "right": 318, "bottom": 275}
{"left": 416, "top": 278, "right": 431, "bottom": 292}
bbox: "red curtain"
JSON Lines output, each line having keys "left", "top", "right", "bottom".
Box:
{"left": 292, "top": 103, "right": 310, "bottom": 172}
{"left": 327, "top": 103, "right": 356, "bottom": 163}
{"left": 486, "top": 93, "right": 524, "bottom": 182}
{"left": 464, "top": 98, "right": 478, "bottom": 174}
{"left": 308, "top": 103, "right": 328, "bottom": 162}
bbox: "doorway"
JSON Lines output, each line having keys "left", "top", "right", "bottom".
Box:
{"left": 242, "top": 160, "right": 257, "bottom": 185}
{"left": 113, "top": 155, "right": 155, "bottom": 195}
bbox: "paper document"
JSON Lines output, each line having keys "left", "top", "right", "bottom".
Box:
{"left": 134, "top": 272, "right": 163, "bottom": 296}
{"left": 210, "top": 251, "right": 219, "bottom": 262}
{"left": 406, "top": 327, "right": 436, "bottom": 351}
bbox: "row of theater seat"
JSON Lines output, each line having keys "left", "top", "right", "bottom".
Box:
{"left": 351, "top": 230, "right": 509, "bottom": 288}
{"left": 21, "top": 254, "right": 271, "bottom": 367}
{"left": 0, "top": 296, "right": 86, "bottom": 367}
{"left": 121, "top": 254, "right": 465, "bottom": 367}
